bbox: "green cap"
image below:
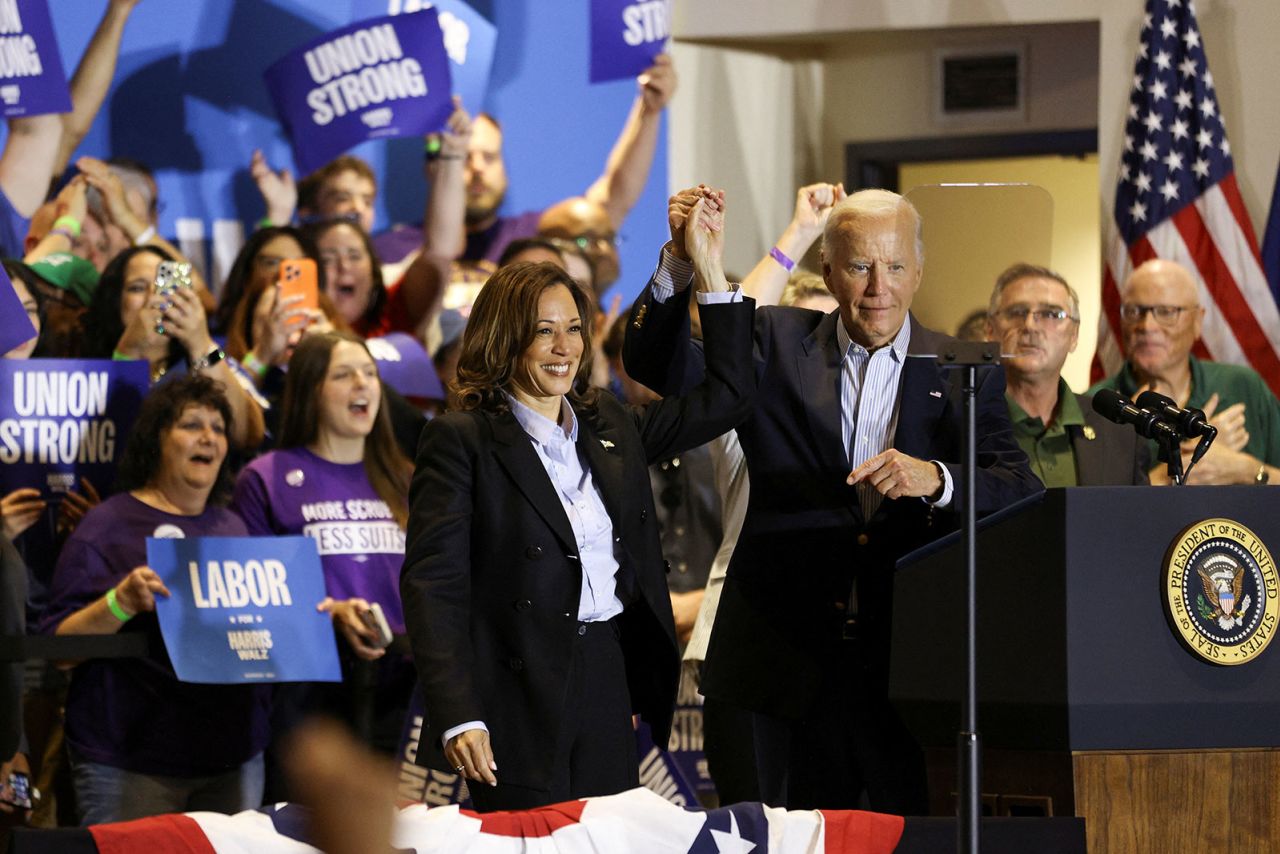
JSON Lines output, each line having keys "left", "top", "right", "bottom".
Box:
{"left": 28, "top": 252, "right": 100, "bottom": 306}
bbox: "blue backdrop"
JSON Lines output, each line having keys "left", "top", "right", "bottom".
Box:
{"left": 44, "top": 0, "right": 669, "bottom": 304}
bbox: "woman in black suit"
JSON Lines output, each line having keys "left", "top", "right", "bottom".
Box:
{"left": 400, "top": 194, "right": 749, "bottom": 810}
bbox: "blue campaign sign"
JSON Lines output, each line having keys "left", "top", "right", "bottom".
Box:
{"left": 147, "top": 535, "right": 343, "bottom": 684}
{"left": 350, "top": 0, "right": 496, "bottom": 115}
{"left": 0, "top": 0, "right": 71, "bottom": 118}
{"left": 0, "top": 266, "right": 36, "bottom": 355}
{"left": 263, "top": 10, "right": 455, "bottom": 174}
{"left": 0, "top": 359, "right": 148, "bottom": 500}
{"left": 365, "top": 331, "right": 443, "bottom": 400}
{"left": 589, "top": 0, "right": 669, "bottom": 84}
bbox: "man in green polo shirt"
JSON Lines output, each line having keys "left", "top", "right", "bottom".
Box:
{"left": 1089, "top": 259, "right": 1280, "bottom": 485}
{"left": 987, "top": 263, "right": 1149, "bottom": 487}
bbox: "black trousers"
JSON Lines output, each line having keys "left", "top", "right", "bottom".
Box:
{"left": 753, "top": 647, "right": 928, "bottom": 815}
{"left": 468, "top": 618, "right": 637, "bottom": 812}
{"left": 702, "top": 695, "right": 760, "bottom": 806}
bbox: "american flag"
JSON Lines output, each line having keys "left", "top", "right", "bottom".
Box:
{"left": 82, "top": 789, "right": 907, "bottom": 854}
{"left": 1094, "top": 0, "right": 1280, "bottom": 396}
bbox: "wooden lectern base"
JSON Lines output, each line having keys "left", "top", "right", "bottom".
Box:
{"left": 927, "top": 747, "right": 1280, "bottom": 853}
{"left": 1072, "top": 749, "right": 1280, "bottom": 853}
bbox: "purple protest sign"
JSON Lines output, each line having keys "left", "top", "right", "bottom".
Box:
{"left": 0, "top": 265, "right": 36, "bottom": 355}
{"left": 0, "top": 359, "right": 149, "bottom": 501}
{"left": 364, "top": 331, "right": 443, "bottom": 400}
{"left": 349, "top": 0, "right": 497, "bottom": 114}
{"left": 589, "top": 0, "right": 669, "bottom": 84}
{"left": 0, "top": 0, "right": 71, "bottom": 118}
{"left": 264, "top": 11, "right": 455, "bottom": 174}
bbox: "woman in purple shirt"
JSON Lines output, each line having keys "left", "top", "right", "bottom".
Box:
{"left": 231, "top": 332, "right": 413, "bottom": 754}
{"left": 42, "top": 375, "right": 271, "bottom": 825}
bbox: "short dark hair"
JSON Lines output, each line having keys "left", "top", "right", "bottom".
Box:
{"left": 115, "top": 374, "right": 236, "bottom": 504}
{"left": 297, "top": 155, "right": 377, "bottom": 213}
{"left": 450, "top": 262, "right": 596, "bottom": 413}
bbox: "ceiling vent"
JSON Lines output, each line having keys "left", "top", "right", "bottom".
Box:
{"left": 934, "top": 44, "right": 1026, "bottom": 124}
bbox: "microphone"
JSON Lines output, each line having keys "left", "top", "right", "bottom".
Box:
{"left": 1135, "top": 390, "right": 1217, "bottom": 440}
{"left": 1092, "top": 389, "right": 1181, "bottom": 442}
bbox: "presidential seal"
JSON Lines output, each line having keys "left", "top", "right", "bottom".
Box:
{"left": 1164, "top": 518, "right": 1279, "bottom": 666}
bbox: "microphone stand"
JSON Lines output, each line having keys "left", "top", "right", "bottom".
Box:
{"left": 1159, "top": 431, "right": 1186, "bottom": 485}
{"left": 930, "top": 340, "right": 1002, "bottom": 854}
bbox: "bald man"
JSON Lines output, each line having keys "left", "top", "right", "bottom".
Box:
{"left": 538, "top": 196, "right": 620, "bottom": 290}
{"left": 1088, "top": 259, "right": 1280, "bottom": 485}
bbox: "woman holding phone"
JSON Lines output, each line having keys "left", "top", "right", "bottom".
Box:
{"left": 84, "top": 246, "right": 265, "bottom": 450}
{"left": 400, "top": 193, "right": 751, "bottom": 810}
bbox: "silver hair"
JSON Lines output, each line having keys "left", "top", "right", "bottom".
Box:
{"left": 987, "top": 262, "right": 1079, "bottom": 320}
{"left": 822, "top": 188, "right": 925, "bottom": 265}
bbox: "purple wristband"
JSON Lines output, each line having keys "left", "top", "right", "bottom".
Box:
{"left": 769, "top": 246, "right": 795, "bottom": 272}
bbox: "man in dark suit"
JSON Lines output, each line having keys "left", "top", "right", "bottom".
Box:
{"left": 623, "top": 188, "right": 1040, "bottom": 813}
{"left": 985, "top": 263, "right": 1150, "bottom": 486}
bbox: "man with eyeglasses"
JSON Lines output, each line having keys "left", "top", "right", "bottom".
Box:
{"left": 1089, "top": 258, "right": 1280, "bottom": 485}
{"left": 986, "top": 264, "right": 1149, "bottom": 487}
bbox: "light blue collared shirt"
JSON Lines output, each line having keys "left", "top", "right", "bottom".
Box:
{"left": 507, "top": 395, "right": 624, "bottom": 623}
{"left": 835, "top": 317, "right": 952, "bottom": 517}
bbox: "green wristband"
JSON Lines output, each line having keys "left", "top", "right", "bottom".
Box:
{"left": 241, "top": 350, "right": 269, "bottom": 379}
{"left": 105, "top": 587, "right": 132, "bottom": 623}
{"left": 52, "top": 215, "right": 82, "bottom": 238}
{"left": 111, "top": 349, "right": 140, "bottom": 362}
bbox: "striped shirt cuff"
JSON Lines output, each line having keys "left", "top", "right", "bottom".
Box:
{"left": 651, "top": 244, "right": 694, "bottom": 303}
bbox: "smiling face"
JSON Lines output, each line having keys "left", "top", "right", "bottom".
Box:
{"left": 316, "top": 340, "right": 381, "bottom": 443}
{"left": 1120, "top": 259, "right": 1203, "bottom": 383}
{"left": 317, "top": 223, "right": 374, "bottom": 325}
{"left": 987, "top": 275, "right": 1079, "bottom": 384}
{"left": 512, "top": 283, "right": 583, "bottom": 416}
{"left": 156, "top": 404, "right": 227, "bottom": 495}
{"left": 822, "top": 206, "right": 923, "bottom": 350}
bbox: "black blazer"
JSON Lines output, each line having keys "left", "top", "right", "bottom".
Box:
{"left": 624, "top": 287, "right": 1042, "bottom": 719}
{"left": 1073, "top": 393, "right": 1151, "bottom": 485}
{"left": 400, "top": 299, "right": 754, "bottom": 789}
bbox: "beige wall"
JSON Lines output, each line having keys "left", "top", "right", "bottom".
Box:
{"left": 669, "top": 0, "right": 1280, "bottom": 367}
{"left": 900, "top": 156, "right": 1100, "bottom": 389}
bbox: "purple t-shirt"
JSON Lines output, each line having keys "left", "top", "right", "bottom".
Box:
{"left": 373, "top": 210, "right": 542, "bottom": 267}
{"left": 40, "top": 493, "right": 271, "bottom": 777}
{"left": 230, "top": 447, "right": 407, "bottom": 633}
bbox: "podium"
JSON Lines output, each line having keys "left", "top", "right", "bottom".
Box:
{"left": 891, "top": 487, "right": 1280, "bottom": 853}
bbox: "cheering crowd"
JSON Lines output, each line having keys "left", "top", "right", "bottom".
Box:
{"left": 5, "top": 0, "right": 1280, "bottom": 841}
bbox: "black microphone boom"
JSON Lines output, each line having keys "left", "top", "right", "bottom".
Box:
{"left": 1092, "top": 389, "right": 1181, "bottom": 442}
{"left": 1135, "top": 390, "right": 1216, "bottom": 439}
